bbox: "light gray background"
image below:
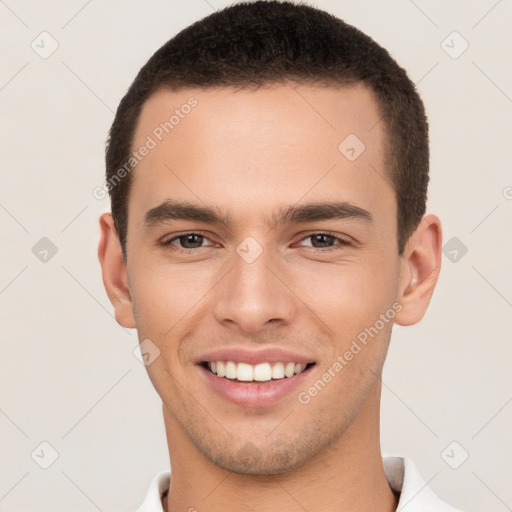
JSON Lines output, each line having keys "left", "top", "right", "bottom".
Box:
{"left": 1, "top": 1, "right": 511, "bottom": 511}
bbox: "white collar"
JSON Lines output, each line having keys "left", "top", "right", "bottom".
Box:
{"left": 136, "top": 456, "right": 461, "bottom": 511}
{"left": 383, "top": 457, "right": 460, "bottom": 511}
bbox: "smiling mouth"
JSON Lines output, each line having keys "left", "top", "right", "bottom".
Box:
{"left": 201, "top": 361, "right": 316, "bottom": 383}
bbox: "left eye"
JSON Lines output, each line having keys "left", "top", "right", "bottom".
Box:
{"left": 297, "top": 233, "right": 347, "bottom": 249}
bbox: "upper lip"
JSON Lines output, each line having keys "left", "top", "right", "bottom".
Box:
{"left": 196, "top": 346, "right": 316, "bottom": 365}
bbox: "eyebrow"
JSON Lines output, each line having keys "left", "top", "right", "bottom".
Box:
{"left": 143, "top": 199, "right": 373, "bottom": 229}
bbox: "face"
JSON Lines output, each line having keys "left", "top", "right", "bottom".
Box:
{"left": 100, "top": 83, "right": 439, "bottom": 474}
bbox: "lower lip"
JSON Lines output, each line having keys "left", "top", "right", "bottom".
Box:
{"left": 199, "top": 365, "right": 313, "bottom": 407}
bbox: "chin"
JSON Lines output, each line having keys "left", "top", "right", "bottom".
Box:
{"left": 211, "top": 450, "right": 305, "bottom": 475}
{"left": 198, "top": 433, "right": 325, "bottom": 476}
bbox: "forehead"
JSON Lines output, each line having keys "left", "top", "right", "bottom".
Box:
{"left": 128, "top": 83, "right": 393, "bottom": 229}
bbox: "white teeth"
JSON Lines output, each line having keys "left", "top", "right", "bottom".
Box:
{"left": 284, "top": 362, "right": 295, "bottom": 378}
{"left": 236, "top": 362, "right": 253, "bottom": 381}
{"left": 294, "top": 363, "right": 306, "bottom": 375}
{"left": 271, "top": 362, "right": 285, "bottom": 379}
{"left": 253, "top": 363, "right": 272, "bottom": 382}
{"left": 216, "top": 361, "right": 226, "bottom": 377}
{"left": 206, "top": 360, "right": 310, "bottom": 381}
{"left": 225, "top": 361, "right": 237, "bottom": 379}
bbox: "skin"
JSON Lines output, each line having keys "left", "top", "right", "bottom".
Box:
{"left": 98, "top": 83, "right": 442, "bottom": 512}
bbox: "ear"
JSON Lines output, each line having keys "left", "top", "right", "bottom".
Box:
{"left": 394, "top": 214, "right": 442, "bottom": 326}
{"left": 98, "top": 213, "right": 136, "bottom": 329}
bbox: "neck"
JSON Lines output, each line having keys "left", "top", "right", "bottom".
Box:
{"left": 162, "top": 382, "right": 398, "bottom": 512}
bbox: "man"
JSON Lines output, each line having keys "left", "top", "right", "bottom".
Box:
{"left": 98, "top": 1, "right": 460, "bottom": 510}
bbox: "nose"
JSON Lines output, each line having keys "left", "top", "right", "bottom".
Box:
{"left": 211, "top": 244, "right": 296, "bottom": 334}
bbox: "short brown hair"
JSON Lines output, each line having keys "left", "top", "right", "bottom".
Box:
{"left": 105, "top": 0, "right": 429, "bottom": 258}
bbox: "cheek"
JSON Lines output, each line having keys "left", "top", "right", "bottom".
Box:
{"left": 295, "top": 256, "right": 399, "bottom": 342}
{"left": 130, "top": 262, "right": 209, "bottom": 334}
{"left": 128, "top": 265, "right": 207, "bottom": 396}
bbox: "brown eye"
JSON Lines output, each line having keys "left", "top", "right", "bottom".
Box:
{"left": 162, "top": 233, "right": 209, "bottom": 250}
{"left": 297, "top": 233, "right": 350, "bottom": 249}
{"left": 309, "top": 234, "right": 336, "bottom": 248}
{"left": 176, "top": 234, "right": 205, "bottom": 249}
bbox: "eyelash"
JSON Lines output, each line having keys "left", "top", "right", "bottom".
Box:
{"left": 160, "top": 231, "right": 352, "bottom": 253}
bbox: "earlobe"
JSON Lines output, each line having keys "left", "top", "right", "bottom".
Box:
{"left": 97, "top": 213, "right": 136, "bottom": 329}
{"left": 395, "top": 215, "right": 442, "bottom": 326}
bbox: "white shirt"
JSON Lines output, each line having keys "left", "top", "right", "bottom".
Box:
{"left": 136, "top": 456, "right": 461, "bottom": 511}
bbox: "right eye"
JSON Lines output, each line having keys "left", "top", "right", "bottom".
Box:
{"left": 161, "top": 232, "right": 214, "bottom": 251}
